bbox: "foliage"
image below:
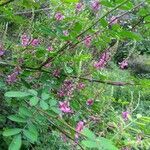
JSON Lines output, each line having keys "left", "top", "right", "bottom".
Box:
{"left": 0, "top": 0, "right": 150, "bottom": 150}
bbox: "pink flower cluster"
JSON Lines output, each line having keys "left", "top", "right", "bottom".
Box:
{"left": 119, "top": 60, "right": 128, "bottom": 69}
{"left": 122, "top": 111, "right": 130, "bottom": 121}
{"left": 59, "top": 101, "right": 72, "bottom": 113}
{"left": 21, "top": 33, "right": 40, "bottom": 47}
{"left": 91, "top": 0, "right": 101, "bottom": 11}
{"left": 77, "top": 82, "right": 85, "bottom": 90}
{"left": 55, "top": 12, "right": 65, "bottom": 21}
{"left": 6, "top": 67, "right": 21, "bottom": 84}
{"left": 0, "top": 45, "right": 5, "bottom": 56}
{"left": 76, "top": 3, "right": 84, "bottom": 12}
{"left": 110, "top": 16, "right": 118, "bottom": 25}
{"left": 47, "top": 46, "right": 53, "bottom": 51}
{"left": 75, "top": 121, "right": 84, "bottom": 140}
{"left": 84, "top": 35, "right": 92, "bottom": 47}
{"left": 94, "top": 52, "right": 110, "bottom": 69}
{"left": 53, "top": 69, "right": 61, "bottom": 78}
{"left": 57, "top": 80, "right": 75, "bottom": 98}
{"left": 63, "top": 30, "right": 69, "bottom": 36}
{"left": 86, "top": 99, "right": 94, "bottom": 106}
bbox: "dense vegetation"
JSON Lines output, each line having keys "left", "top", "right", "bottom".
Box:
{"left": 0, "top": 0, "right": 150, "bottom": 150}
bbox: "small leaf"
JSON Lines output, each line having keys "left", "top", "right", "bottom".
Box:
{"left": 5, "top": 91, "right": 31, "bottom": 98}
{"left": 23, "top": 129, "right": 37, "bottom": 143}
{"left": 41, "top": 92, "right": 50, "bottom": 100}
{"left": 3, "top": 128, "right": 22, "bottom": 137}
{"left": 28, "top": 89, "right": 38, "bottom": 96}
{"left": 19, "top": 107, "right": 32, "bottom": 117}
{"left": 8, "top": 134, "right": 22, "bottom": 150}
{"left": 40, "top": 100, "right": 49, "bottom": 110}
{"left": 29, "top": 96, "right": 39, "bottom": 106}
{"left": 82, "top": 128, "right": 96, "bottom": 139}
{"left": 81, "top": 140, "right": 97, "bottom": 148}
{"left": 8, "top": 115, "right": 26, "bottom": 123}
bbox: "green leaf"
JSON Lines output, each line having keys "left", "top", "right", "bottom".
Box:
{"left": 82, "top": 128, "right": 96, "bottom": 139}
{"left": 23, "top": 129, "right": 38, "bottom": 143}
{"left": 8, "top": 134, "right": 22, "bottom": 150}
{"left": 8, "top": 115, "right": 26, "bottom": 123}
{"left": 28, "top": 89, "right": 38, "bottom": 96}
{"left": 82, "top": 140, "right": 98, "bottom": 148}
{"left": 5, "top": 91, "right": 31, "bottom": 98}
{"left": 19, "top": 106, "right": 32, "bottom": 117}
{"left": 29, "top": 96, "right": 39, "bottom": 106}
{"left": 41, "top": 92, "right": 50, "bottom": 100}
{"left": 3, "top": 128, "right": 22, "bottom": 137}
{"left": 97, "top": 137, "right": 118, "bottom": 150}
{"left": 40, "top": 100, "right": 49, "bottom": 110}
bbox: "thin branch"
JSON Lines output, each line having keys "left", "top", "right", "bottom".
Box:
{"left": 0, "top": 0, "right": 14, "bottom": 6}
{"left": 0, "top": 61, "right": 137, "bottom": 86}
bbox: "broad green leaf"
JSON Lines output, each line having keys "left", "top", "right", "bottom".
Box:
{"left": 41, "top": 92, "right": 50, "bottom": 100}
{"left": 29, "top": 96, "right": 39, "bottom": 106}
{"left": 81, "top": 140, "right": 98, "bottom": 148}
{"left": 8, "top": 134, "right": 22, "bottom": 150}
{"left": 3, "top": 128, "right": 22, "bottom": 137}
{"left": 8, "top": 115, "right": 26, "bottom": 123}
{"left": 19, "top": 107, "right": 32, "bottom": 117}
{"left": 23, "top": 129, "right": 38, "bottom": 143}
{"left": 5, "top": 91, "right": 31, "bottom": 98}
{"left": 28, "top": 89, "right": 38, "bottom": 96}
{"left": 97, "top": 137, "right": 118, "bottom": 150}
{"left": 40, "top": 100, "right": 49, "bottom": 110}
{"left": 82, "top": 128, "right": 96, "bottom": 139}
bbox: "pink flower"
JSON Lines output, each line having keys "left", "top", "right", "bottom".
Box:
{"left": 0, "top": 45, "right": 4, "bottom": 56}
{"left": 55, "top": 12, "right": 65, "bottom": 21}
{"left": 31, "top": 39, "right": 40, "bottom": 46}
{"left": 76, "top": 3, "right": 84, "bottom": 12}
{"left": 91, "top": 0, "right": 101, "bottom": 11}
{"left": 84, "top": 35, "right": 92, "bottom": 47}
{"left": 94, "top": 52, "right": 110, "bottom": 69}
{"left": 77, "top": 83, "right": 85, "bottom": 90}
{"left": 63, "top": 30, "right": 69, "bottom": 36}
{"left": 122, "top": 111, "right": 130, "bottom": 121}
{"left": 75, "top": 121, "right": 84, "bottom": 140}
{"left": 59, "top": 101, "right": 72, "bottom": 113}
{"left": 119, "top": 60, "right": 128, "bottom": 69}
{"left": 6, "top": 72, "right": 18, "bottom": 84}
{"left": 110, "top": 16, "right": 118, "bottom": 25}
{"left": 47, "top": 46, "right": 53, "bottom": 51}
{"left": 21, "top": 33, "right": 30, "bottom": 46}
{"left": 44, "top": 63, "right": 51, "bottom": 68}
{"left": 86, "top": 99, "right": 94, "bottom": 106}
{"left": 53, "top": 69, "right": 60, "bottom": 78}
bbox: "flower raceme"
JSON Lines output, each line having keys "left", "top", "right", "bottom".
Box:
{"left": 0, "top": 45, "right": 5, "bottom": 56}
{"left": 75, "top": 121, "right": 84, "bottom": 140}
{"left": 84, "top": 35, "right": 92, "bottom": 47}
{"left": 21, "top": 33, "right": 40, "bottom": 47}
{"left": 119, "top": 60, "right": 128, "bottom": 69}
{"left": 86, "top": 99, "right": 94, "bottom": 106}
{"left": 6, "top": 67, "right": 21, "bottom": 84}
{"left": 59, "top": 101, "right": 72, "bottom": 113}
{"left": 91, "top": 0, "right": 101, "bottom": 11}
{"left": 122, "top": 111, "right": 130, "bottom": 121}
{"left": 110, "top": 16, "right": 118, "bottom": 25}
{"left": 76, "top": 3, "right": 84, "bottom": 12}
{"left": 94, "top": 52, "right": 110, "bottom": 69}
{"left": 55, "top": 12, "right": 65, "bottom": 21}
{"left": 63, "top": 30, "right": 69, "bottom": 36}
